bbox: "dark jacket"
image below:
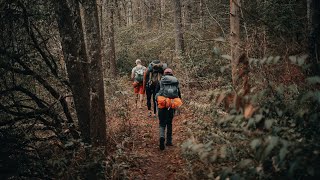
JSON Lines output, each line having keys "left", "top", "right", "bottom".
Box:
{"left": 155, "top": 74, "right": 181, "bottom": 100}
{"left": 143, "top": 60, "right": 167, "bottom": 90}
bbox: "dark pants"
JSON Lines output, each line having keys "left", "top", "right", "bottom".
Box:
{"left": 146, "top": 84, "right": 159, "bottom": 114}
{"left": 158, "top": 108, "right": 175, "bottom": 144}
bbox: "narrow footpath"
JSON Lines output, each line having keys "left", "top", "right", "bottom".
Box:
{"left": 108, "top": 85, "right": 190, "bottom": 179}
{"left": 127, "top": 106, "right": 188, "bottom": 179}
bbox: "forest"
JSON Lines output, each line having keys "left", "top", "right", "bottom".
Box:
{"left": 0, "top": 0, "right": 320, "bottom": 179}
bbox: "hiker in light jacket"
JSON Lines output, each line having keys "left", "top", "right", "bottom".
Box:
{"left": 131, "top": 59, "right": 146, "bottom": 109}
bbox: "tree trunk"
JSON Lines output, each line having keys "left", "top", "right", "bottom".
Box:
{"left": 127, "top": 0, "right": 133, "bottom": 25}
{"left": 173, "top": 0, "right": 185, "bottom": 57}
{"left": 183, "top": 0, "right": 192, "bottom": 29}
{"left": 160, "top": 0, "right": 165, "bottom": 27}
{"left": 230, "top": 0, "right": 249, "bottom": 94}
{"left": 54, "top": 0, "right": 91, "bottom": 143}
{"left": 108, "top": 0, "right": 117, "bottom": 77}
{"left": 309, "top": 0, "right": 320, "bottom": 75}
{"left": 82, "top": 0, "right": 107, "bottom": 146}
{"left": 230, "top": 0, "right": 241, "bottom": 86}
{"left": 115, "top": 0, "right": 123, "bottom": 27}
{"left": 146, "top": 0, "right": 152, "bottom": 28}
{"left": 199, "top": 0, "right": 204, "bottom": 28}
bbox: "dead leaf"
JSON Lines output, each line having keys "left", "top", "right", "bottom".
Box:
{"left": 244, "top": 104, "right": 258, "bottom": 119}
{"left": 216, "top": 93, "right": 226, "bottom": 106}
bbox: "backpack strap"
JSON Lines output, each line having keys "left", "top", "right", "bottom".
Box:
{"left": 149, "top": 71, "right": 152, "bottom": 83}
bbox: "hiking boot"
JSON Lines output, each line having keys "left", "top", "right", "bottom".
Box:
{"left": 159, "top": 137, "right": 165, "bottom": 150}
{"left": 166, "top": 142, "right": 173, "bottom": 146}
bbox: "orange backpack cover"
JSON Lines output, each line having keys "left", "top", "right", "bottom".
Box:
{"left": 157, "top": 96, "right": 182, "bottom": 109}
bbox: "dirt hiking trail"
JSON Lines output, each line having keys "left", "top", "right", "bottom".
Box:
{"left": 108, "top": 83, "right": 191, "bottom": 180}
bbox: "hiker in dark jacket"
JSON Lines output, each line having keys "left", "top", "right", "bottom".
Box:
{"left": 155, "top": 68, "right": 182, "bottom": 150}
{"left": 143, "top": 60, "right": 167, "bottom": 117}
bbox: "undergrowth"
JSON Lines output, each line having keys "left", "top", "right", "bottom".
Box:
{"left": 181, "top": 55, "right": 320, "bottom": 179}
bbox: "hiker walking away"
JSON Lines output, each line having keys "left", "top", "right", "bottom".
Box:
{"left": 156, "top": 68, "right": 182, "bottom": 150}
{"left": 131, "top": 59, "right": 146, "bottom": 108}
{"left": 143, "top": 60, "right": 167, "bottom": 117}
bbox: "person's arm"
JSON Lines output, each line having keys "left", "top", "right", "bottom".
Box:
{"left": 131, "top": 67, "right": 135, "bottom": 80}
{"left": 177, "top": 80, "right": 182, "bottom": 99}
{"left": 143, "top": 69, "right": 149, "bottom": 91}
{"left": 155, "top": 80, "right": 163, "bottom": 101}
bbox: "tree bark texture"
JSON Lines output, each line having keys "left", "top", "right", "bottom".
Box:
{"left": 127, "top": 0, "right": 133, "bottom": 25}
{"left": 230, "top": 0, "right": 241, "bottom": 87}
{"left": 108, "top": 0, "right": 117, "bottom": 77}
{"left": 54, "top": 0, "right": 91, "bottom": 143}
{"left": 309, "top": 0, "right": 320, "bottom": 75}
{"left": 173, "top": 0, "right": 185, "bottom": 56}
{"left": 183, "top": 0, "right": 192, "bottom": 29}
{"left": 199, "top": 0, "right": 204, "bottom": 28}
{"left": 82, "top": 0, "right": 107, "bottom": 146}
{"left": 115, "top": 0, "right": 123, "bottom": 27}
{"left": 160, "top": 0, "right": 166, "bottom": 27}
{"left": 230, "top": 0, "right": 249, "bottom": 94}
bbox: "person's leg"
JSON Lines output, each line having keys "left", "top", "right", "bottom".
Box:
{"left": 152, "top": 85, "right": 157, "bottom": 116}
{"left": 158, "top": 108, "right": 166, "bottom": 150}
{"left": 166, "top": 109, "right": 175, "bottom": 146}
{"left": 133, "top": 86, "right": 139, "bottom": 108}
{"left": 139, "top": 94, "right": 144, "bottom": 108}
{"left": 138, "top": 84, "right": 144, "bottom": 108}
{"left": 146, "top": 86, "right": 152, "bottom": 116}
{"left": 153, "top": 83, "right": 161, "bottom": 116}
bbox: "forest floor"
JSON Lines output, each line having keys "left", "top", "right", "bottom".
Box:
{"left": 107, "top": 83, "right": 191, "bottom": 179}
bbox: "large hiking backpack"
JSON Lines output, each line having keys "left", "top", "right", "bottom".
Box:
{"left": 161, "top": 75, "right": 179, "bottom": 98}
{"left": 148, "top": 60, "right": 167, "bottom": 86}
{"left": 134, "top": 67, "right": 144, "bottom": 83}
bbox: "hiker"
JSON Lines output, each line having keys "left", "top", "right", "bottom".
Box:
{"left": 156, "top": 68, "right": 182, "bottom": 150}
{"left": 143, "top": 60, "right": 167, "bottom": 117}
{"left": 131, "top": 59, "right": 146, "bottom": 108}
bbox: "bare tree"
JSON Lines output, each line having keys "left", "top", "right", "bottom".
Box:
{"left": 127, "top": 0, "right": 133, "bottom": 25}
{"left": 308, "top": 0, "right": 320, "bottom": 75}
{"left": 230, "top": 0, "right": 241, "bottom": 86}
{"left": 230, "top": 0, "right": 249, "bottom": 95}
{"left": 115, "top": 0, "right": 123, "bottom": 27}
{"left": 173, "top": 0, "right": 185, "bottom": 56}
{"left": 107, "top": 0, "right": 117, "bottom": 77}
{"left": 54, "top": 0, "right": 91, "bottom": 143}
{"left": 199, "top": 0, "right": 204, "bottom": 28}
{"left": 160, "top": 0, "right": 166, "bottom": 27}
{"left": 183, "top": 0, "right": 192, "bottom": 29}
{"left": 81, "top": 0, "right": 107, "bottom": 146}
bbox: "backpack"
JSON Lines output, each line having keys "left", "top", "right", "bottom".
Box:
{"left": 134, "top": 67, "right": 144, "bottom": 83}
{"left": 148, "top": 61, "right": 167, "bottom": 86}
{"left": 160, "top": 75, "right": 179, "bottom": 98}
